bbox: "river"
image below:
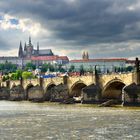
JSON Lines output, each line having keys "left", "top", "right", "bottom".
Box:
{"left": 0, "top": 101, "right": 140, "bottom": 140}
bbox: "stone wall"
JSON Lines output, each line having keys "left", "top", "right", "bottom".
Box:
{"left": 27, "top": 85, "right": 44, "bottom": 102}
{"left": 9, "top": 85, "right": 25, "bottom": 101}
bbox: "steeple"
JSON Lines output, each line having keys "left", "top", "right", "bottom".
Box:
{"left": 24, "top": 42, "right": 27, "bottom": 51}
{"left": 82, "top": 51, "right": 89, "bottom": 60}
{"left": 18, "top": 41, "right": 23, "bottom": 58}
{"left": 82, "top": 51, "right": 85, "bottom": 60}
{"left": 86, "top": 51, "right": 89, "bottom": 60}
{"left": 29, "top": 36, "right": 31, "bottom": 45}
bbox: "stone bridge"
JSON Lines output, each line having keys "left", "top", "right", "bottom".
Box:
{"left": 0, "top": 72, "right": 136, "bottom": 102}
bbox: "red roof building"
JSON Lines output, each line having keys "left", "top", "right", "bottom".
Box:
{"left": 31, "top": 55, "right": 69, "bottom": 65}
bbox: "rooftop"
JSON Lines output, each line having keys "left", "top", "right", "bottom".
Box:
{"left": 70, "top": 58, "right": 128, "bottom": 63}
{"left": 31, "top": 55, "right": 69, "bottom": 61}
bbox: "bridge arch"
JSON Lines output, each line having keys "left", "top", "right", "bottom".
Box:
{"left": 102, "top": 79, "right": 126, "bottom": 101}
{"left": 70, "top": 81, "right": 87, "bottom": 98}
{"left": 44, "top": 83, "right": 56, "bottom": 101}
{"left": 25, "top": 83, "right": 34, "bottom": 99}
{"left": 11, "top": 83, "right": 17, "bottom": 89}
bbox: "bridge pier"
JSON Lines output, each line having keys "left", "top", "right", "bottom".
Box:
{"left": 81, "top": 66, "right": 102, "bottom": 104}
{"left": 39, "top": 77, "right": 44, "bottom": 87}
{"left": 6, "top": 80, "right": 10, "bottom": 89}
{"left": 122, "top": 58, "right": 140, "bottom": 106}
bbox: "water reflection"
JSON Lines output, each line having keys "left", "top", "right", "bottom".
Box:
{"left": 0, "top": 101, "right": 140, "bottom": 140}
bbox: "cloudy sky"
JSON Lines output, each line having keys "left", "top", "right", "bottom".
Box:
{"left": 0, "top": 0, "right": 140, "bottom": 59}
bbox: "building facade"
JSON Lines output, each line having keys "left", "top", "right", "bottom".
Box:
{"left": 67, "top": 51, "right": 129, "bottom": 73}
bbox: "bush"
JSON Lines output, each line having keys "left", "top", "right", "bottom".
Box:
{"left": 22, "top": 71, "right": 33, "bottom": 79}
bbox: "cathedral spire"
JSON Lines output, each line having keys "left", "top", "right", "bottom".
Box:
{"left": 18, "top": 41, "right": 23, "bottom": 58}
{"left": 82, "top": 51, "right": 85, "bottom": 60}
{"left": 82, "top": 51, "right": 89, "bottom": 60}
{"left": 24, "top": 42, "right": 27, "bottom": 51}
{"left": 29, "top": 36, "right": 31, "bottom": 45}
{"left": 86, "top": 51, "right": 89, "bottom": 60}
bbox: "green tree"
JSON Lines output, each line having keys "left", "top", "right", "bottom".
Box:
{"left": 41, "top": 63, "right": 55, "bottom": 72}
{"left": 79, "top": 65, "right": 84, "bottom": 76}
{"left": 48, "top": 63, "right": 55, "bottom": 72}
{"left": 22, "top": 71, "right": 33, "bottom": 79}
{"left": 107, "top": 69, "right": 109, "bottom": 73}
{"left": 69, "top": 65, "right": 75, "bottom": 72}
{"left": 96, "top": 67, "right": 101, "bottom": 74}
{"left": 126, "top": 66, "right": 134, "bottom": 72}
{"left": 117, "top": 67, "right": 121, "bottom": 72}
{"left": 114, "top": 66, "right": 117, "bottom": 73}
{"left": 0, "top": 62, "right": 17, "bottom": 74}
{"left": 57, "top": 64, "right": 65, "bottom": 72}
{"left": 16, "top": 69, "right": 22, "bottom": 78}
{"left": 89, "top": 65, "right": 93, "bottom": 73}
{"left": 9, "top": 69, "right": 23, "bottom": 80}
{"left": 2, "top": 75, "right": 10, "bottom": 81}
{"left": 10, "top": 73, "right": 18, "bottom": 80}
{"left": 41, "top": 64, "right": 49, "bottom": 72}
{"left": 25, "top": 62, "right": 36, "bottom": 71}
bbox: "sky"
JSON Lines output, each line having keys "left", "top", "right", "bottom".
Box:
{"left": 0, "top": 0, "right": 140, "bottom": 59}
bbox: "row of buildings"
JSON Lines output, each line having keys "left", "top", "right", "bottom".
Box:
{"left": 0, "top": 37, "right": 136, "bottom": 72}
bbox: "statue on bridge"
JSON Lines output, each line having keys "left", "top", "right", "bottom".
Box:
{"left": 134, "top": 57, "right": 140, "bottom": 85}
{"left": 135, "top": 57, "right": 140, "bottom": 72}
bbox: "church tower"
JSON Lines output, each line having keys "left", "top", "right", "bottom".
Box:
{"left": 85, "top": 51, "right": 89, "bottom": 60}
{"left": 24, "top": 42, "right": 27, "bottom": 51}
{"left": 18, "top": 41, "right": 23, "bottom": 58}
{"left": 29, "top": 36, "right": 32, "bottom": 46}
{"left": 82, "top": 51, "right": 86, "bottom": 60}
{"left": 26, "top": 36, "right": 33, "bottom": 58}
{"left": 82, "top": 51, "right": 89, "bottom": 60}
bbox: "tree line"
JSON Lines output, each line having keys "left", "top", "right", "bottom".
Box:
{"left": 0, "top": 62, "right": 134, "bottom": 81}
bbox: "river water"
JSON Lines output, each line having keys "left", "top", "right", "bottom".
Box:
{"left": 0, "top": 101, "right": 140, "bottom": 140}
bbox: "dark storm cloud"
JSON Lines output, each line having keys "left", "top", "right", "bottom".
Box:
{"left": 0, "top": 0, "right": 139, "bottom": 43}
{"left": 0, "top": 0, "right": 140, "bottom": 57}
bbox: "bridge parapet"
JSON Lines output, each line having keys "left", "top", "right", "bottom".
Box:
{"left": 43, "top": 77, "right": 63, "bottom": 89}
{"left": 100, "top": 72, "right": 134, "bottom": 88}
{"left": 10, "top": 80, "right": 21, "bottom": 89}
{"left": 23, "top": 79, "right": 39, "bottom": 89}
{"left": 67, "top": 75, "right": 95, "bottom": 89}
{"left": 1, "top": 81, "right": 7, "bottom": 87}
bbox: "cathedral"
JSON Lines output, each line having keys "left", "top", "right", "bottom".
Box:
{"left": 82, "top": 51, "right": 89, "bottom": 60}
{"left": 18, "top": 37, "right": 54, "bottom": 58}
{"left": 0, "top": 37, "right": 69, "bottom": 68}
{"left": 17, "top": 37, "right": 69, "bottom": 67}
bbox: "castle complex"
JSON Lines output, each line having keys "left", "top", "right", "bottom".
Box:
{"left": 18, "top": 37, "right": 54, "bottom": 58}
{"left": 0, "top": 37, "right": 135, "bottom": 72}
{"left": 0, "top": 37, "right": 69, "bottom": 68}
